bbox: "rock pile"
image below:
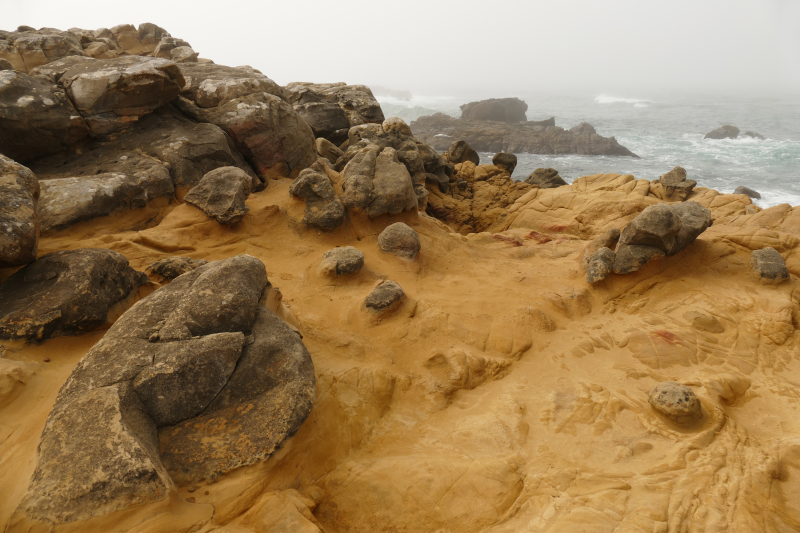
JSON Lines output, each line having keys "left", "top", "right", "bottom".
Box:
{"left": 11, "top": 255, "right": 315, "bottom": 524}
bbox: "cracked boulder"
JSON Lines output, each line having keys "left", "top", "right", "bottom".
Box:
{"left": 11, "top": 254, "right": 316, "bottom": 525}
{"left": 56, "top": 55, "right": 185, "bottom": 135}
{"left": 176, "top": 63, "right": 315, "bottom": 179}
{"left": 289, "top": 168, "right": 345, "bottom": 230}
{"left": 33, "top": 149, "right": 174, "bottom": 232}
{"left": 0, "top": 70, "right": 89, "bottom": 162}
{"left": 184, "top": 166, "right": 252, "bottom": 224}
{"left": 613, "top": 202, "right": 711, "bottom": 274}
{"left": 0, "top": 248, "right": 147, "bottom": 341}
{"left": 0, "top": 155, "right": 39, "bottom": 268}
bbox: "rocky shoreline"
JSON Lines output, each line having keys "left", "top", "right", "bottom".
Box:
{"left": 1, "top": 22, "right": 800, "bottom": 533}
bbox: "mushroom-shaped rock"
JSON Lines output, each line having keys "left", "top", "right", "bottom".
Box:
{"left": 524, "top": 168, "right": 567, "bottom": 189}
{"left": 58, "top": 56, "right": 185, "bottom": 135}
{"left": 11, "top": 255, "right": 316, "bottom": 525}
{"left": 184, "top": 166, "right": 252, "bottom": 224}
{"left": 0, "top": 249, "right": 148, "bottom": 341}
{"left": 704, "top": 125, "right": 739, "bottom": 139}
{"left": 321, "top": 246, "right": 364, "bottom": 276}
{"left": 734, "top": 186, "right": 761, "bottom": 199}
{"left": 378, "top": 222, "right": 421, "bottom": 260}
{"left": 652, "top": 166, "right": 697, "bottom": 201}
{"left": 0, "top": 155, "right": 39, "bottom": 268}
{"left": 289, "top": 168, "right": 345, "bottom": 230}
{"left": 750, "top": 247, "right": 789, "bottom": 284}
{"left": 648, "top": 382, "right": 702, "bottom": 423}
{"left": 365, "top": 281, "right": 405, "bottom": 313}
{"left": 445, "top": 140, "right": 480, "bottom": 166}
{"left": 585, "top": 247, "right": 615, "bottom": 284}
{"left": 492, "top": 152, "right": 517, "bottom": 176}
{"left": 0, "top": 70, "right": 90, "bottom": 162}
{"left": 146, "top": 256, "right": 209, "bottom": 282}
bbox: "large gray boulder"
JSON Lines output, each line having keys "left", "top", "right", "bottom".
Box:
{"left": 704, "top": 125, "right": 739, "bottom": 140}
{"left": 613, "top": 202, "right": 711, "bottom": 274}
{"left": 35, "top": 150, "right": 174, "bottom": 232}
{"left": 184, "top": 166, "right": 252, "bottom": 224}
{"left": 460, "top": 97, "right": 527, "bottom": 122}
{"left": 492, "top": 152, "right": 517, "bottom": 175}
{"left": 56, "top": 56, "right": 185, "bottom": 135}
{"left": 338, "top": 117, "right": 427, "bottom": 211}
{"left": 524, "top": 168, "right": 567, "bottom": 188}
{"left": 0, "top": 70, "right": 89, "bottom": 162}
{"left": 0, "top": 249, "right": 147, "bottom": 341}
{"left": 0, "top": 155, "right": 39, "bottom": 268}
{"left": 293, "top": 102, "right": 350, "bottom": 140}
{"left": 750, "top": 247, "right": 789, "bottom": 284}
{"left": 285, "top": 82, "right": 385, "bottom": 129}
{"left": 378, "top": 222, "right": 421, "bottom": 260}
{"left": 12, "top": 255, "right": 316, "bottom": 524}
{"left": 176, "top": 64, "right": 315, "bottom": 180}
{"left": 289, "top": 168, "right": 345, "bottom": 230}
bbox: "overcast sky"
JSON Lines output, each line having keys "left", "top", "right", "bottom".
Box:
{"left": 4, "top": 0, "right": 799, "bottom": 96}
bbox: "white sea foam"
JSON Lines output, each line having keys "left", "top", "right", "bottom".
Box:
{"left": 595, "top": 94, "right": 653, "bottom": 105}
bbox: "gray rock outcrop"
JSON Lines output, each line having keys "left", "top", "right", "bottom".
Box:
{"left": 460, "top": 97, "right": 527, "bottom": 122}
{"left": 648, "top": 382, "right": 702, "bottom": 424}
{"left": 0, "top": 248, "right": 147, "bottom": 341}
{"left": 613, "top": 202, "right": 711, "bottom": 274}
{"left": 0, "top": 70, "right": 89, "bottom": 162}
{"left": 285, "top": 82, "right": 385, "bottom": 140}
{"left": 289, "top": 168, "right": 345, "bottom": 230}
{"left": 492, "top": 152, "right": 517, "bottom": 175}
{"left": 0, "top": 155, "right": 39, "bottom": 267}
{"left": 12, "top": 255, "right": 315, "bottom": 524}
{"left": 365, "top": 280, "right": 405, "bottom": 313}
{"left": 412, "top": 113, "right": 638, "bottom": 157}
{"left": 175, "top": 64, "right": 315, "bottom": 180}
{"left": 524, "top": 168, "right": 567, "bottom": 188}
{"left": 378, "top": 222, "right": 421, "bottom": 260}
{"left": 585, "top": 247, "right": 615, "bottom": 284}
{"left": 145, "top": 256, "right": 208, "bottom": 282}
{"left": 750, "top": 247, "right": 789, "bottom": 284}
{"left": 184, "top": 166, "right": 252, "bottom": 224}
{"left": 321, "top": 246, "right": 365, "bottom": 276}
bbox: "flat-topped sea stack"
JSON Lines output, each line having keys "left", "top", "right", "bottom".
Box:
{"left": 1, "top": 20, "right": 800, "bottom": 533}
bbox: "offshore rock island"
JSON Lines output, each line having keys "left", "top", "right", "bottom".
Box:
{"left": 1, "top": 22, "right": 800, "bottom": 533}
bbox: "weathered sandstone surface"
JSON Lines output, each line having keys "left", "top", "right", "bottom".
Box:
{"left": 1, "top": 21, "right": 800, "bottom": 533}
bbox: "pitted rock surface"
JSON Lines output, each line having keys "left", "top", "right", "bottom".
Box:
{"left": 12, "top": 254, "right": 315, "bottom": 524}
{"left": 648, "top": 382, "right": 702, "bottom": 424}
{"left": 321, "top": 246, "right": 365, "bottom": 276}
{"left": 184, "top": 166, "right": 252, "bottom": 225}
{"left": 0, "top": 248, "right": 147, "bottom": 341}
{"left": 0, "top": 70, "right": 89, "bottom": 162}
{"left": 0, "top": 155, "right": 39, "bottom": 267}
{"left": 365, "top": 281, "right": 405, "bottom": 313}
{"left": 289, "top": 168, "right": 345, "bottom": 230}
{"left": 750, "top": 247, "right": 789, "bottom": 284}
{"left": 378, "top": 223, "right": 421, "bottom": 260}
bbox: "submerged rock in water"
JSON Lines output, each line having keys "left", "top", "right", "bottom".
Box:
{"left": 704, "top": 124, "right": 739, "bottom": 139}
{"left": 734, "top": 186, "right": 761, "bottom": 199}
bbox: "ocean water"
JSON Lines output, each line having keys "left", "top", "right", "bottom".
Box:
{"left": 378, "top": 92, "right": 800, "bottom": 208}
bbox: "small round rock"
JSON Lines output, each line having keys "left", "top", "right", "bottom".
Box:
{"left": 365, "top": 281, "right": 405, "bottom": 313}
{"left": 378, "top": 223, "right": 420, "bottom": 260}
{"left": 321, "top": 246, "right": 364, "bottom": 276}
{"left": 648, "top": 382, "right": 702, "bottom": 423}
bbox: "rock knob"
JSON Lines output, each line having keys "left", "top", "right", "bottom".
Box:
{"left": 648, "top": 382, "right": 702, "bottom": 423}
